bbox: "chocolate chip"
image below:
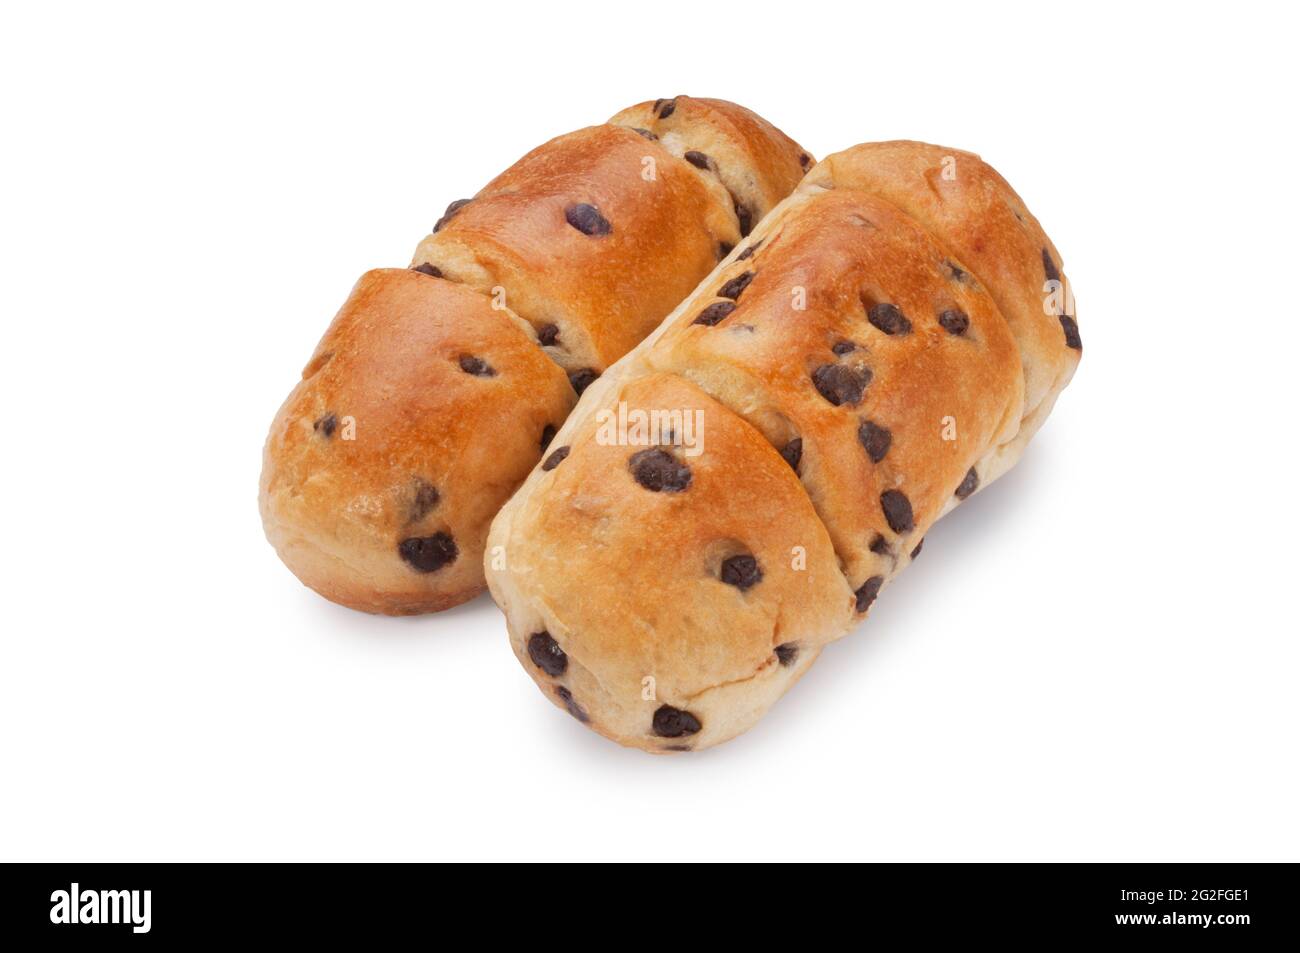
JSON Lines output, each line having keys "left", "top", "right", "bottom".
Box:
{"left": 631, "top": 127, "right": 657, "bottom": 141}
{"left": 780, "top": 438, "right": 803, "bottom": 472}
{"left": 718, "top": 242, "right": 734, "bottom": 260}
{"left": 938, "top": 309, "right": 970, "bottom": 335}
{"left": 555, "top": 686, "right": 589, "bottom": 723}
{"left": 855, "top": 575, "right": 884, "bottom": 613}
{"left": 737, "top": 242, "right": 760, "bottom": 261}
{"left": 664, "top": 744, "right": 692, "bottom": 752}
{"left": 799, "top": 152, "right": 812, "bottom": 171}
{"left": 541, "top": 446, "right": 570, "bottom": 471}
{"left": 1042, "top": 248, "right": 1060, "bottom": 282}
{"left": 409, "top": 479, "right": 440, "bottom": 522}
{"left": 683, "top": 150, "right": 713, "bottom": 170}
{"left": 775, "top": 643, "right": 799, "bottom": 666}
{"left": 734, "top": 199, "right": 753, "bottom": 237}
{"left": 654, "top": 97, "right": 677, "bottom": 119}
{"left": 459, "top": 354, "right": 495, "bottom": 377}
{"left": 629, "top": 448, "right": 691, "bottom": 492}
{"left": 857, "top": 419, "right": 892, "bottom": 463}
{"left": 537, "top": 323, "right": 560, "bottom": 346}
{"left": 812, "top": 364, "right": 870, "bottom": 406}
{"left": 867, "top": 302, "right": 912, "bottom": 336}
{"left": 568, "top": 368, "right": 599, "bottom": 395}
{"left": 565, "top": 203, "right": 612, "bottom": 236}
{"left": 869, "top": 533, "right": 892, "bottom": 557}
{"left": 411, "top": 262, "right": 442, "bottom": 278}
{"left": 693, "top": 301, "right": 736, "bottom": 326}
{"left": 910, "top": 538, "right": 924, "bottom": 560}
{"left": 540, "top": 424, "right": 556, "bottom": 452}
{"left": 955, "top": 467, "right": 979, "bottom": 500}
{"left": 718, "top": 271, "right": 755, "bottom": 301}
{"left": 1060, "top": 314, "right": 1082, "bottom": 350}
{"left": 313, "top": 413, "right": 337, "bottom": 438}
{"left": 434, "top": 198, "right": 471, "bottom": 232}
{"left": 944, "top": 260, "right": 968, "bottom": 283}
{"left": 881, "top": 489, "right": 914, "bottom": 534}
{"left": 720, "top": 554, "right": 762, "bottom": 590}
{"left": 652, "top": 704, "right": 700, "bottom": 738}
{"left": 527, "top": 631, "right": 568, "bottom": 677}
{"left": 832, "top": 340, "right": 857, "bottom": 355}
{"left": 398, "top": 533, "right": 458, "bottom": 573}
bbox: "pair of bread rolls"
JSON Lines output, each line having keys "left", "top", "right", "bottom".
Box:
{"left": 260, "top": 98, "right": 1078, "bottom": 753}
{"left": 260, "top": 97, "right": 810, "bottom": 613}
{"left": 486, "top": 141, "right": 1079, "bottom": 752}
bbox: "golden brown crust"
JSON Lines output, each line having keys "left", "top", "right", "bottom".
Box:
{"left": 608, "top": 96, "right": 811, "bottom": 239}
{"left": 262, "top": 100, "right": 812, "bottom": 615}
{"left": 412, "top": 125, "right": 738, "bottom": 371}
{"left": 487, "top": 373, "right": 853, "bottom": 751}
{"left": 260, "top": 269, "right": 575, "bottom": 614}
{"left": 647, "top": 187, "right": 1024, "bottom": 590}
{"left": 487, "top": 141, "right": 1078, "bottom": 751}
{"left": 806, "top": 141, "right": 1079, "bottom": 481}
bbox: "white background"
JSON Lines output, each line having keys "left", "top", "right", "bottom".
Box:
{"left": 2, "top": 1, "right": 1297, "bottom": 862}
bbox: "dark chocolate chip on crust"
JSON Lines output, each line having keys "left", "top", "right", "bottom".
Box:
{"left": 812, "top": 364, "right": 870, "bottom": 406}
{"left": 568, "top": 368, "right": 599, "bottom": 395}
{"left": 910, "top": 538, "right": 925, "bottom": 560}
{"left": 718, "top": 242, "right": 734, "bottom": 260}
{"left": 799, "top": 152, "right": 812, "bottom": 171}
{"left": 693, "top": 301, "right": 736, "bottom": 326}
{"left": 628, "top": 448, "right": 691, "bottom": 492}
{"left": 528, "top": 631, "right": 568, "bottom": 677}
{"left": 434, "top": 198, "right": 471, "bottom": 232}
{"left": 459, "top": 354, "right": 495, "bottom": 377}
{"left": 938, "top": 309, "right": 970, "bottom": 336}
{"left": 780, "top": 438, "right": 803, "bottom": 472}
{"left": 737, "top": 241, "right": 761, "bottom": 261}
{"left": 409, "top": 479, "right": 440, "bottom": 522}
{"left": 1060, "top": 314, "right": 1082, "bottom": 350}
{"left": 775, "top": 643, "right": 799, "bottom": 667}
{"left": 955, "top": 467, "right": 979, "bottom": 500}
{"left": 720, "top": 554, "right": 762, "bottom": 590}
{"left": 684, "top": 150, "right": 713, "bottom": 170}
{"left": 555, "top": 686, "right": 589, "bottom": 723}
{"left": 855, "top": 575, "right": 884, "bottom": 613}
{"left": 313, "top": 413, "right": 337, "bottom": 438}
{"left": 1042, "top": 247, "right": 1060, "bottom": 282}
{"left": 540, "top": 424, "right": 556, "bottom": 452}
{"left": 857, "top": 419, "right": 892, "bottom": 463}
{"left": 541, "top": 446, "right": 570, "bottom": 471}
{"left": 881, "top": 489, "right": 915, "bottom": 533}
{"left": 832, "top": 340, "right": 857, "bottom": 355}
{"left": 734, "top": 199, "right": 753, "bottom": 237}
{"left": 398, "top": 533, "right": 458, "bottom": 573}
{"left": 869, "top": 533, "right": 892, "bottom": 557}
{"left": 411, "top": 262, "right": 442, "bottom": 278}
{"left": 654, "top": 97, "right": 677, "bottom": 119}
{"left": 537, "top": 323, "right": 560, "bottom": 346}
{"left": 944, "top": 260, "right": 968, "bottom": 283}
{"left": 652, "top": 704, "right": 701, "bottom": 738}
{"left": 565, "top": 203, "right": 612, "bottom": 236}
{"left": 867, "top": 302, "right": 912, "bottom": 336}
{"left": 718, "top": 271, "right": 755, "bottom": 301}
{"left": 631, "top": 127, "right": 658, "bottom": 140}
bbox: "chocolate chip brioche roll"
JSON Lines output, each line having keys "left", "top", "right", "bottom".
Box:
{"left": 486, "top": 140, "right": 1079, "bottom": 751}
{"left": 490, "top": 373, "right": 856, "bottom": 749}
{"left": 261, "top": 98, "right": 810, "bottom": 614}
